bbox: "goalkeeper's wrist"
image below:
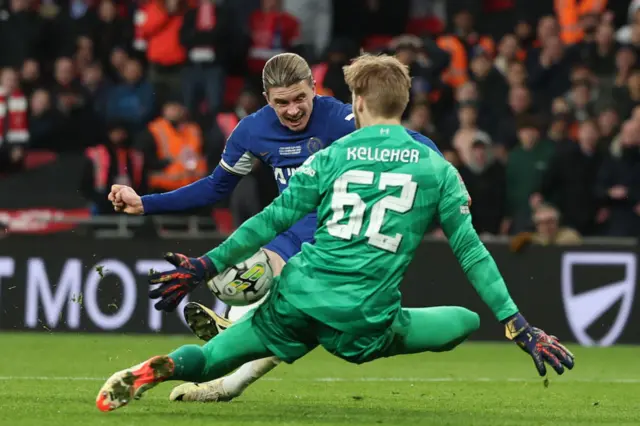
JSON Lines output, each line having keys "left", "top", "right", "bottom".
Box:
{"left": 197, "top": 255, "right": 218, "bottom": 281}
{"left": 502, "top": 312, "right": 530, "bottom": 340}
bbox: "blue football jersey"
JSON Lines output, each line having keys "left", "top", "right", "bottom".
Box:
{"left": 220, "top": 96, "right": 355, "bottom": 191}
{"left": 220, "top": 96, "right": 442, "bottom": 191}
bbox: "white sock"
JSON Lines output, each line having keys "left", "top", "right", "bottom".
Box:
{"left": 221, "top": 356, "right": 281, "bottom": 396}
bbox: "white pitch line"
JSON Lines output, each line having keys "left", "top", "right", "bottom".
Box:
{"left": 0, "top": 376, "right": 639, "bottom": 384}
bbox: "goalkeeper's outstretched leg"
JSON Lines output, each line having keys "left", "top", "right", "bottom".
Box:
{"left": 171, "top": 247, "right": 286, "bottom": 403}
{"left": 170, "top": 301, "right": 282, "bottom": 402}
{"left": 96, "top": 309, "right": 275, "bottom": 412}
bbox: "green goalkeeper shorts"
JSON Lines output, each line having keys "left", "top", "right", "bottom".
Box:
{"left": 247, "top": 278, "right": 411, "bottom": 364}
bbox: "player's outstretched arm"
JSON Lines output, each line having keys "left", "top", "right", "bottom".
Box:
{"left": 140, "top": 166, "right": 242, "bottom": 214}
{"left": 437, "top": 164, "right": 575, "bottom": 377}
{"left": 117, "top": 118, "right": 257, "bottom": 215}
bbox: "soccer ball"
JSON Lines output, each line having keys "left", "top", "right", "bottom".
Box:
{"left": 206, "top": 250, "right": 273, "bottom": 306}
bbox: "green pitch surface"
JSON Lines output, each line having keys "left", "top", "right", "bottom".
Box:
{"left": 1, "top": 333, "right": 639, "bottom": 426}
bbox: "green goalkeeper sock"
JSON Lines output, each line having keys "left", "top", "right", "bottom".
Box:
{"left": 168, "top": 317, "right": 274, "bottom": 383}
{"left": 168, "top": 345, "right": 207, "bottom": 382}
{"left": 390, "top": 306, "right": 480, "bottom": 355}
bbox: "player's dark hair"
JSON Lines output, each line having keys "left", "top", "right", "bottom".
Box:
{"left": 342, "top": 54, "right": 411, "bottom": 118}
{"left": 262, "top": 53, "right": 313, "bottom": 93}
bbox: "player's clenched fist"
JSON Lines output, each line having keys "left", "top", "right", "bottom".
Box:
{"left": 108, "top": 185, "right": 144, "bottom": 215}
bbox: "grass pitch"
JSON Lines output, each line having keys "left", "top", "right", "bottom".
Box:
{"left": 0, "top": 333, "right": 639, "bottom": 426}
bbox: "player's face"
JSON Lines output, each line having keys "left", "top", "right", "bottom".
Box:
{"left": 265, "top": 80, "right": 315, "bottom": 131}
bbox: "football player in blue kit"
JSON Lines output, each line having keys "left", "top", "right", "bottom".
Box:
{"left": 108, "top": 52, "right": 443, "bottom": 403}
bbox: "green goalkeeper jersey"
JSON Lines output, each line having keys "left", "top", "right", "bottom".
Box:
{"left": 206, "top": 125, "right": 518, "bottom": 333}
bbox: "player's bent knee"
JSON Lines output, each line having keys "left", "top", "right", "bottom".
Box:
{"left": 458, "top": 308, "right": 480, "bottom": 334}
{"left": 430, "top": 308, "right": 480, "bottom": 353}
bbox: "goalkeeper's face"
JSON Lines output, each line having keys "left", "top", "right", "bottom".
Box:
{"left": 266, "top": 80, "right": 315, "bottom": 131}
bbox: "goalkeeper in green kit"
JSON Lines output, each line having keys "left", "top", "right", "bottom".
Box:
{"left": 96, "top": 54, "right": 574, "bottom": 412}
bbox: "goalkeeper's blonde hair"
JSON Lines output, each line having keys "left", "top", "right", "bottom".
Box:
{"left": 342, "top": 54, "right": 411, "bottom": 118}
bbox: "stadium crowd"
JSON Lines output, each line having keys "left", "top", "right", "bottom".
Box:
{"left": 0, "top": 0, "right": 639, "bottom": 241}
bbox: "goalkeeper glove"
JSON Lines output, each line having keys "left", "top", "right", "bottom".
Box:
{"left": 503, "top": 313, "right": 575, "bottom": 376}
{"left": 148, "top": 252, "right": 217, "bottom": 313}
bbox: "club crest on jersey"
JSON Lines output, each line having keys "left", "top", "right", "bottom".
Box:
{"left": 307, "top": 137, "right": 324, "bottom": 153}
{"left": 279, "top": 145, "right": 302, "bottom": 156}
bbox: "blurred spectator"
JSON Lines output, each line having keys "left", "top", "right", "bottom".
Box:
{"left": 0, "top": 67, "right": 28, "bottom": 172}
{"left": 597, "top": 105, "right": 620, "bottom": 148}
{"left": 81, "top": 121, "right": 147, "bottom": 215}
{"left": 494, "top": 34, "right": 520, "bottom": 76}
{"left": 444, "top": 81, "right": 493, "bottom": 141}
{"left": 0, "top": 0, "right": 44, "bottom": 68}
{"left": 544, "top": 97, "right": 573, "bottom": 151}
{"left": 74, "top": 35, "right": 95, "bottom": 80}
{"left": 532, "top": 15, "right": 560, "bottom": 53}
{"left": 449, "top": 9, "right": 495, "bottom": 57}
{"left": 613, "top": 69, "right": 640, "bottom": 120}
{"left": 536, "top": 120, "right": 604, "bottom": 235}
{"left": 595, "top": 119, "right": 640, "bottom": 237}
{"left": 545, "top": 114, "right": 571, "bottom": 151}
{"left": 496, "top": 85, "right": 536, "bottom": 153}
{"left": 20, "top": 59, "right": 40, "bottom": 96}
{"left": 612, "top": 44, "right": 636, "bottom": 90}
{"left": 90, "top": 0, "right": 133, "bottom": 68}
{"left": 505, "top": 116, "right": 555, "bottom": 234}
{"left": 392, "top": 35, "right": 450, "bottom": 110}
{"left": 212, "top": 89, "right": 261, "bottom": 160}
{"left": 530, "top": 204, "right": 581, "bottom": 246}
{"left": 28, "top": 88, "right": 61, "bottom": 150}
{"left": 514, "top": 19, "right": 535, "bottom": 51}
{"left": 566, "top": 79, "right": 596, "bottom": 123}
{"left": 315, "top": 39, "right": 358, "bottom": 103}
{"left": 106, "top": 58, "right": 154, "bottom": 132}
{"left": 582, "top": 23, "right": 617, "bottom": 80}
{"left": 81, "top": 62, "right": 111, "bottom": 118}
{"left": 402, "top": 101, "right": 443, "bottom": 149}
{"left": 469, "top": 45, "right": 508, "bottom": 111}
{"left": 108, "top": 47, "right": 129, "bottom": 83}
{"left": 458, "top": 138, "right": 506, "bottom": 236}
{"left": 52, "top": 56, "right": 85, "bottom": 109}
{"left": 247, "top": 0, "right": 300, "bottom": 86}
{"left": 54, "top": 0, "right": 97, "bottom": 58}
{"left": 557, "top": 0, "right": 605, "bottom": 46}
{"left": 391, "top": 35, "right": 432, "bottom": 109}
{"left": 137, "top": 98, "right": 208, "bottom": 194}
{"left": 180, "top": 0, "right": 232, "bottom": 117}
{"left": 528, "top": 35, "right": 571, "bottom": 109}
{"left": 283, "top": 0, "right": 331, "bottom": 60}
{"left": 136, "top": 0, "right": 189, "bottom": 104}
{"left": 451, "top": 102, "right": 492, "bottom": 167}
{"left": 616, "top": 2, "right": 640, "bottom": 44}
{"left": 505, "top": 60, "right": 527, "bottom": 88}
{"left": 511, "top": 204, "right": 582, "bottom": 251}
{"left": 50, "top": 56, "right": 97, "bottom": 151}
